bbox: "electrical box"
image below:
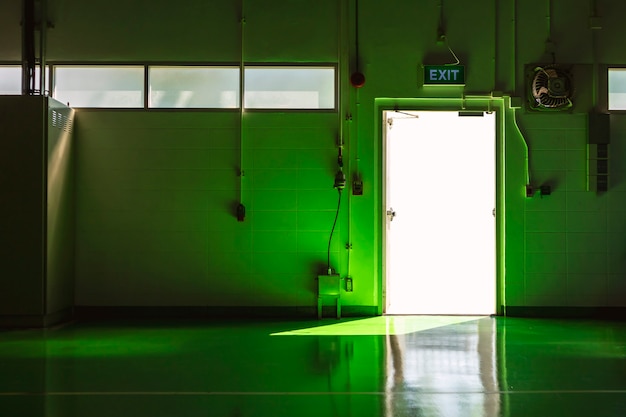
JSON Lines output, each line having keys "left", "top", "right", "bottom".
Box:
{"left": 318, "top": 274, "right": 340, "bottom": 296}
{"left": 352, "top": 177, "right": 363, "bottom": 195}
{"left": 587, "top": 113, "right": 610, "bottom": 192}
{"left": 0, "top": 96, "right": 75, "bottom": 327}
{"left": 589, "top": 113, "right": 610, "bottom": 144}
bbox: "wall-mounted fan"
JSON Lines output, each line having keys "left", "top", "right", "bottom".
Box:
{"left": 528, "top": 65, "right": 573, "bottom": 111}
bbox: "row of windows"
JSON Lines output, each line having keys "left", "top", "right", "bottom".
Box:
{"left": 0, "top": 65, "right": 336, "bottom": 110}
{"left": 3, "top": 65, "right": 626, "bottom": 110}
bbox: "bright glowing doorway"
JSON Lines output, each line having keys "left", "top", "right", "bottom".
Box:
{"left": 384, "top": 110, "right": 496, "bottom": 315}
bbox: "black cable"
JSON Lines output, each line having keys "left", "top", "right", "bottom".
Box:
{"left": 327, "top": 188, "right": 343, "bottom": 275}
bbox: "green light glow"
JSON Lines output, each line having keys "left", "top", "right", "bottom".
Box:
{"left": 271, "top": 315, "right": 484, "bottom": 336}
{"left": 0, "top": 329, "right": 184, "bottom": 358}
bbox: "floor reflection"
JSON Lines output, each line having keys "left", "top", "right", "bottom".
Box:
{"left": 384, "top": 317, "right": 499, "bottom": 417}
{"left": 3, "top": 316, "right": 626, "bottom": 416}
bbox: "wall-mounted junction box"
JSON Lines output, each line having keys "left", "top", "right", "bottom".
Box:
{"left": 588, "top": 113, "right": 610, "bottom": 192}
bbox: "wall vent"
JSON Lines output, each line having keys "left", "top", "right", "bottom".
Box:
{"left": 51, "top": 109, "right": 72, "bottom": 133}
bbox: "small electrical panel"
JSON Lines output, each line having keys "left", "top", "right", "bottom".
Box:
{"left": 237, "top": 203, "right": 246, "bottom": 221}
{"left": 588, "top": 113, "right": 610, "bottom": 193}
{"left": 352, "top": 175, "right": 363, "bottom": 195}
{"left": 345, "top": 277, "right": 353, "bottom": 292}
{"left": 525, "top": 184, "right": 535, "bottom": 198}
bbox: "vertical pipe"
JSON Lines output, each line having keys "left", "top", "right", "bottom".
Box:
{"left": 42, "top": 90, "right": 48, "bottom": 315}
{"left": 497, "top": 105, "right": 506, "bottom": 317}
{"left": 494, "top": 0, "right": 498, "bottom": 91}
{"left": 512, "top": 109, "right": 530, "bottom": 185}
{"left": 22, "top": 0, "right": 36, "bottom": 95}
{"left": 546, "top": 0, "right": 554, "bottom": 63}
{"left": 352, "top": 0, "right": 360, "bottom": 178}
{"left": 437, "top": 0, "right": 444, "bottom": 31}
{"left": 238, "top": 6, "right": 245, "bottom": 209}
{"left": 590, "top": 0, "right": 598, "bottom": 111}
{"left": 338, "top": 0, "right": 346, "bottom": 278}
{"left": 546, "top": 0, "right": 552, "bottom": 39}
{"left": 143, "top": 66, "right": 149, "bottom": 109}
{"left": 39, "top": 0, "right": 47, "bottom": 95}
{"left": 511, "top": 0, "right": 517, "bottom": 94}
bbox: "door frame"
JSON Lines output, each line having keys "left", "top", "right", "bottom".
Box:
{"left": 377, "top": 98, "right": 505, "bottom": 316}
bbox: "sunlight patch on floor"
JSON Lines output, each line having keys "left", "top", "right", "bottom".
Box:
{"left": 271, "top": 315, "right": 485, "bottom": 336}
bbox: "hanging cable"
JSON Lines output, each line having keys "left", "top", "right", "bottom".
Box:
{"left": 327, "top": 188, "right": 343, "bottom": 275}
{"left": 327, "top": 142, "right": 346, "bottom": 275}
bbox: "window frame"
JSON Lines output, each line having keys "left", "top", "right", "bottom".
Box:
{"left": 0, "top": 62, "right": 338, "bottom": 112}
{"left": 0, "top": 62, "right": 51, "bottom": 96}
{"left": 52, "top": 64, "right": 146, "bottom": 109}
{"left": 607, "top": 66, "right": 626, "bottom": 113}
{"left": 243, "top": 63, "right": 337, "bottom": 111}
{"left": 147, "top": 64, "right": 241, "bottom": 109}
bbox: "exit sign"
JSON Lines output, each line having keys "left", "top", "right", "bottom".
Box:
{"left": 423, "top": 65, "right": 465, "bottom": 85}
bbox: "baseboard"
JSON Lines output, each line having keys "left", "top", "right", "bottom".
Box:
{"left": 74, "top": 305, "right": 378, "bottom": 320}
{"left": 505, "top": 306, "right": 626, "bottom": 319}
{"left": 0, "top": 308, "right": 74, "bottom": 328}
{"left": 11, "top": 306, "right": 625, "bottom": 324}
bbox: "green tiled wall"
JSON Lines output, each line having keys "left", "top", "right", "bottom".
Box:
{"left": 74, "top": 111, "right": 345, "bottom": 307}
{"left": 518, "top": 112, "right": 625, "bottom": 308}
{"left": 2, "top": 0, "right": 626, "bottom": 313}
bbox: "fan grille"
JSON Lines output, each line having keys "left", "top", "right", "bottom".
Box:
{"left": 530, "top": 66, "right": 573, "bottom": 110}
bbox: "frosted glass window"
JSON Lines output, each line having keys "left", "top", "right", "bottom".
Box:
{"left": 53, "top": 66, "right": 144, "bottom": 108}
{"left": 609, "top": 68, "right": 626, "bottom": 110}
{"left": 0, "top": 67, "right": 22, "bottom": 94}
{"left": 149, "top": 66, "right": 239, "bottom": 108}
{"left": 244, "top": 67, "right": 335, "bottom": 109}
{"left": 0, "top": 66, "right": 49, "bottom": 95}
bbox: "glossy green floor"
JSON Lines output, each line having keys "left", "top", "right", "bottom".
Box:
{"left": 1, "top": 316, "right": 626, "bottom": 416}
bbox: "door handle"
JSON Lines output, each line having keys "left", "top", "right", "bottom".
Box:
{"left": 387, "top": 208, "right": 396, "bottom": 221}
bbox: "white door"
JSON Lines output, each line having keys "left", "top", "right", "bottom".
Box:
{"left": 385, "top": 110, "right": 496, "bottom": 315}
